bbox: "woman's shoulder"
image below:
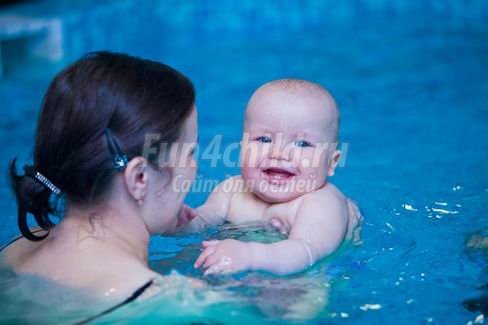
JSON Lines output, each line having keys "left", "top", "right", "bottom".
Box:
{"left": 0, "top": 229, "right": 49, "bottom": 269}
{"left": 0, "top": 230, "right": 156, "bottom": 301}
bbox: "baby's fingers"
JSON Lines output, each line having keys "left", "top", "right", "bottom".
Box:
{"left": 202, "top": 240, "right": 220, "bottom": 247}
{"left": 269, "top": 217, "right": 290, "bottom": 234}
{"left": 176, "top": 205, "right": 198, "bottom": 227}
{"left": 202, "top": 252, "right": 223, "bottom": 269}
{"left": 204, "top": 262, "right": 231, "bottom": 276}
{"left": 204, "top": 265, "right": 223, "bottom": 276}
{"left": 194, "top": 246, "right": 217, "bottom": 268}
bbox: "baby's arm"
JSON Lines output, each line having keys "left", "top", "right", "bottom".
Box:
{"left": 250, "top": 194, "right": 348, "bottom": 274}
{"left": 181, "top": 177, "right": 236, "bottom": 233}
{"left": 195, "top": 193, "right": 349, "bottom": 275}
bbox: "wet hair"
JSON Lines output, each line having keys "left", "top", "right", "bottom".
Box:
{"left": 9, "top": 51, "right": 195, "bottom": 241}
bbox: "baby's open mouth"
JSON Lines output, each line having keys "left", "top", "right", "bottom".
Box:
{"left": 263, "top": 167, "right": 296, "bottom": 184}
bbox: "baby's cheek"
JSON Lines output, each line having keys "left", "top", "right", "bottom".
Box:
{"left": 299, "top": 153, "right": 329, "bottom": 184}
{"left": 317, "top": 148, "right": 331, "bottom": 166}
{"left": 240, "top": 165, "right": 259, "bottom": 184}
{"left": 297, "top": 149, "right": 321, "bottom": 169}
{"left": 240, "top": 143, "right": 268, "bottom": 168}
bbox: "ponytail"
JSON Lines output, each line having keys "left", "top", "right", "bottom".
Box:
{"left": 9, "top": 159, "right": 56, "bottom": 241}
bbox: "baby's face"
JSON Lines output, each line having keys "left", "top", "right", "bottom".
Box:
{"left": 240, "top": 87, "right": 340, "bottom": 203}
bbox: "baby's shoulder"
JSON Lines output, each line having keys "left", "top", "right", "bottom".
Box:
{"left": 302, "top": 182, "right": 345, "bottom": 206}
{"left": 294, "top": 183, "right": 349, "bottom": 221}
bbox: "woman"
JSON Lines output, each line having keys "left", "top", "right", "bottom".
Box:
{"left": 0, "top": 52, "right": 198, "bottom": 302}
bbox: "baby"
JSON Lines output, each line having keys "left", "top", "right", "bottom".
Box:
{"left": 189, "top": 79, "right": 362, "bottom": 275}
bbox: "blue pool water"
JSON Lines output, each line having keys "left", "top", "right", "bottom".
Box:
{"left": 0, "top": 1, "right": 487, "bottom": 323}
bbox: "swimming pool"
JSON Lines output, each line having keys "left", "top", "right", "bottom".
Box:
{"left": 0, "top": 0, "right": 487, "bottom": 323}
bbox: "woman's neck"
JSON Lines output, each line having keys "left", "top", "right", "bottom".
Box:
{"left": 57, "top": 201, "right": 150, "bottom": 265}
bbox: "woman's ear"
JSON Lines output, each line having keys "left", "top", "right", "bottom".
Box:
{"left": 328, "top": 150, "right": 342, "bottom": 177}
{"left": 124, "top": 157, "right": 149, "bottom": 202}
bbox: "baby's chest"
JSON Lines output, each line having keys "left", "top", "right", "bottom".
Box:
{"left": 227, "top": 193, "right": 301, "bottom": 226}
{"left": 262, "top": 203, "right": 300, "bottom": 226}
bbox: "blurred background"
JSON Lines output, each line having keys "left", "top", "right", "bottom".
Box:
{"left": 0, "top": 0, "right": 487, "bottom": 323}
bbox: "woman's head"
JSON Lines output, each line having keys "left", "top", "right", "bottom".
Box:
{"left": 10, "top": 51, "right": 197, "bottom": 240}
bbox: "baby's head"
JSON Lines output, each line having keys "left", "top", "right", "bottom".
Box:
{"left": 240, "top": 79, "right": 341, "bottom": 203}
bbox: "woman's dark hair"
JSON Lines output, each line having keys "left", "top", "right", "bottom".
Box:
{"left": 9, "top": 51, "right": 195, "bottom": 241}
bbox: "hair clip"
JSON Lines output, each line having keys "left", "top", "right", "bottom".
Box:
{"left": 104, "top": 128, "right": 129, "bottom": 171}
{"left": 23, "top": 165, "right": 61, "bottom": 195}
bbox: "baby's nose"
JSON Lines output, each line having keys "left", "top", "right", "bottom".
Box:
{"left": 268, "top": 142, "right": 293, "bottom": 161}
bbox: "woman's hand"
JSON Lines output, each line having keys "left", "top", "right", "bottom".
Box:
{"left": 194, "top": 239, "right": 252, "bottom": 275}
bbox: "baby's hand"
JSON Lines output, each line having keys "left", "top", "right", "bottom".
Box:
{"left": 176, "top": 204, "right": 198, "bottom": 228}
{"left": 268, "top": 217, "right": 291, "bottom": 235}
{"left": 194, "top": 239, "right": 252, "bottom": 275}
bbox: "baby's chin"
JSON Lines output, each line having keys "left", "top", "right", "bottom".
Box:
{"left": 252, "top": 185, "right": 305, "bottom": 204}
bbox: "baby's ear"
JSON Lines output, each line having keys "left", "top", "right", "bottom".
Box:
{"left": 327, "top": 150, "right": 342, "bottom": 177}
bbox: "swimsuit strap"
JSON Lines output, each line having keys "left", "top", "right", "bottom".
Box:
{"left": 74, "top": 279, "right": 154, "bottom": 325}
{"left": 0, "top": 229, "right": 47, "bottom": 252}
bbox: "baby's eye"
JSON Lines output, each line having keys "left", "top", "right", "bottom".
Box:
{"left": 255, "top": 136, "right": 272, "bottom": 144}
{"left": 295, "top": 140, "right": 313, "bottom": 148}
